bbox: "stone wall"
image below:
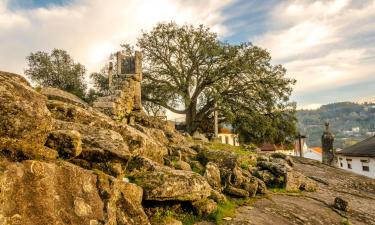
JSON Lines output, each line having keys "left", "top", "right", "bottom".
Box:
{"left": 93, "top": 51, "right": 142, "bottom": 120}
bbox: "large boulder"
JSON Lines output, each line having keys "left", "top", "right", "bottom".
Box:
{"left": 133, "top": 169, "right": 212, "bottom": 201}
{"left": 56, "top": 120, "right": 131, "bottom": 162}
{"left": 45, "top": 130, "right": 82, "bottom": 158}
{"left": 0, "top": 159, "right": 150, "bottom": 225}
{"left": 285, "top": 170, "right": 317, "bottom": 192}
{"left": 49, "top": 100, "right": 168, "bottom": 164}
{"left": 41, "top": 87, "right": 88, "bottom": 108}
{"left": 192, "top": 199, "right": 217, "bottom": 215}
{"left": 0, "top": 71, "right": 53, "bottom": 148}
{"left": 116, "top": 125, "right": 168, "bottom": 164}
{"left": 203, "top": 162, "right": 221, "bottom": 191}
{"left": 95, "top": 171, "right": 150, "bottom": 224}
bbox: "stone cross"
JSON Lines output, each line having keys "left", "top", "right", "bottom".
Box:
{"left": 322, "top": 122, "right": 335, "bottom": 166}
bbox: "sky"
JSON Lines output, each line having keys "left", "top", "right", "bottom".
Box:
{"left": 0, "top": 0, "right": 375, "bottom": 111}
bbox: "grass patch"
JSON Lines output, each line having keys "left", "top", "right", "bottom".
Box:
{"left": 202, "top": 142, "right": 255, "bottom": 156}
{"left": 206, "top": 197, "right": 253, "bottom": 224}
{"left": 268, "top": 187, "right": 301, "bottom": 194}
{"left": 341, "top": 219, "right": 351, "bottom": 225}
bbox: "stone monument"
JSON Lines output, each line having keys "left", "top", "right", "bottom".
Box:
{"left": 93, "top": 51, "right": 143, "bottom": 120}
{"left": 322, "top": 122, "right": 335, "bottom": 166}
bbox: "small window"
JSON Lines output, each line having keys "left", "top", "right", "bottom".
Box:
{"left": 340, "top": 162, "right": 343, "bottom": 167}
{"left": 361, "top": 159, "right": 370, "bottom": 172}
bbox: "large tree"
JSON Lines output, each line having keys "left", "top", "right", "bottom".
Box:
{"left": 138, "top": 22, "right": 296, "bottom": 140}
{"left": 25, "top": 49, "right": 87, "bottom": 99}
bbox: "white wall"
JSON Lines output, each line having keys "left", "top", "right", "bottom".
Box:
{"left": 337, "top": 156, "right": 375, "bottom": 179}
{"left": 303, "top": 149, "right": 322, "bottom": 162}
{"left": 218, "top": 133, "right": 240, "bottom": 146}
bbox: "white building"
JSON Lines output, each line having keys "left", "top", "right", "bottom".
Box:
{"left": 217, "top": 128, "right": 240, "bottom": 146}
{"left": 303, "top": 147, "right": 322, "bottom": 162}
{"left": 336, "top": 136, "right": 375, "bottom": 179}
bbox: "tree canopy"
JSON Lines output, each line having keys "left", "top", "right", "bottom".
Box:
{"left": 138, "top": 22, "right": 296, "bottom": 144}
{"left": 25, "top": 49, "right": 87, "bottom": 99}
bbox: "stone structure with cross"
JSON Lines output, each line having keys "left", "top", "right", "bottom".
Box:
{"left": 322, "top": 122, "right": 335, "bottom": 166}
{"left": 93, "top": 51, "right": 142, "bottom": 121}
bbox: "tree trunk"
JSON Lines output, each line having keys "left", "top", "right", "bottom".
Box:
{"left": 185, "top": 101, "right": 197, "bottom": 134}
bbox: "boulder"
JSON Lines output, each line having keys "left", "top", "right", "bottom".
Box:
{"left": 41, "top": 87, "right": 88, "bottom": 108}
{"left": 224, "top": 185, "right": 249, "bottom": 197}
{"left": 174, "top": 160, "right": 192, "bottom": 171}
{"left": 116, "top": 124, "right": 168, "bottom": 164}
{"left": 0, "top": 71, "right": 53, "bottom": 147}
{"left": 197, "top": 149, "right": 238, "bottom": 168}
{"left": 257, "top": 160, "right": 292, "bottom": 177}
{"left": 133, "top": 169, "right": 211, "bottom": 201}
{"left": 56, "top": 120, "right": 131, "bottom": 162}
{"left": 45, "top": 130, "right": 82, "bottom": 158}
{"left": 285, "top": 170, "right": 317, "bottom": 192}
{"left": 95, "top": 171, "right": 150, "bottom": 224}
{"left": 192, "top": 131, "right": 208, "bottom": 142}
{"left": 0, "top": 159, "right": 149, "bottom": 225}
{"left": 204, "top": 162, "right": 222, "bottom": 191}
{"left": 254, "top": 170, "right": 276, "bottom": 186}
{"left": 0, "top": 137, "right": 58, "bottom": 161}
{"left": 334, "top": 197, "right": 349, "bottom": 212}
{"left": 46, "top": 100, "right": 115, "bottom": 129}
{"left": 168, "top": 145, "right": 198, "bottom": 161}
{"left": 256, "top": 178, "right": 267, "bottom": 194}
{"left": 192, "top": 199, "right": 217, "bottom": 215}
{"left": 209, "top": 190, "right": 227, "bottom": 203}
{"left": 189, "top": 160, "right": 205, "bottom": 174}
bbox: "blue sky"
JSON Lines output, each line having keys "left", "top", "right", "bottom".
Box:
{"left": 1, "top": 0, "right": 375, "bottom": 110}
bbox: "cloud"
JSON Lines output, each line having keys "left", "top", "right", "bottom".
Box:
{"left": 251, "top": 0, "right": 375, "bottom": 103}
{"left": 0, "top": 0, "right": 233, "bottom": 75}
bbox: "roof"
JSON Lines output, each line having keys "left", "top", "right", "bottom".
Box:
{"left": 260, "top": 143, "right": 276, "bottom": 151}
{"left": 338, "top": 136, "right": 375, "bottom": 157}
{"left": 219, "top": 127, "right": 233, "bottom": 134}
{"left": 311, "top": 147, "right": 322, "bottom": 154}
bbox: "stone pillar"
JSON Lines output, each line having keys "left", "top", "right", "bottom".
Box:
{"left": 108, "top": 62, "right": 113, "bottom": 89}
{"left": 214, "top": 102, "right": 218, "bottom": 138}
{"left": 116, "top": 52, "right": 123, "bottom": 75}
{"left": 133, "top": 51, "right": 142, "bottom": 111}
{"left": 322, "top": 122, "right": 335, "bottom": 166}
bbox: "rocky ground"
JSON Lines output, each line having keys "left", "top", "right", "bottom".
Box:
{"left": 221, "top": 157, "right": 375, "bottom": 225}
{"left": 0, "top": 70, "right": 374, "bottom": 225}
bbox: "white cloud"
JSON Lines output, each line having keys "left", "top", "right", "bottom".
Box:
{"left": 252, "top": 0, "right": 375, "bottom": 99}
{"left": 0, "top": 0, "right": 232, "bottom": 75}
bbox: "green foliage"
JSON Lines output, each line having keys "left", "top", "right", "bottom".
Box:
{"left": 233, "top": 105, "right": 297, "bottom": 146}
{"left": 138, "top": 22, "right": 296, "bottom": 137}
{"left": 25, "top": 49, "right": 87, "bottom": 99}
{"left": 297, "top": 102, "right": 375, "bottom": 148}
{"left": 208, "top": 200, "right": 237, "bottom": 224}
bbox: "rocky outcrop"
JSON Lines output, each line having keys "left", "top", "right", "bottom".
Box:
{"left": 0, "top": 71, "right": 324, "bottom": 225}
{"left": 204, "top": 162, "right": 222, "bottom": 191}
{"left": 45, "top": 129, "right": 82, "bottom": 158}
{"left": 41, "top": 87, "right": 88, "bottom": 108}
{"left": 0, "top": 71, "right": 53, "bottom": 158}
{"left": 132, "top": 169, "right": 212, "bottom": 201}
{"left": 0, "top": 159, "right": 149, "bottom": 225}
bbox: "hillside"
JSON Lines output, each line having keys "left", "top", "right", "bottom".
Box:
{"left": 297, "top": 102, "right": 375, "bottom": 149}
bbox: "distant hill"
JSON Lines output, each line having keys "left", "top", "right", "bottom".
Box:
{"left": 297, "top": 102, "right": 375, "bottom": 149}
